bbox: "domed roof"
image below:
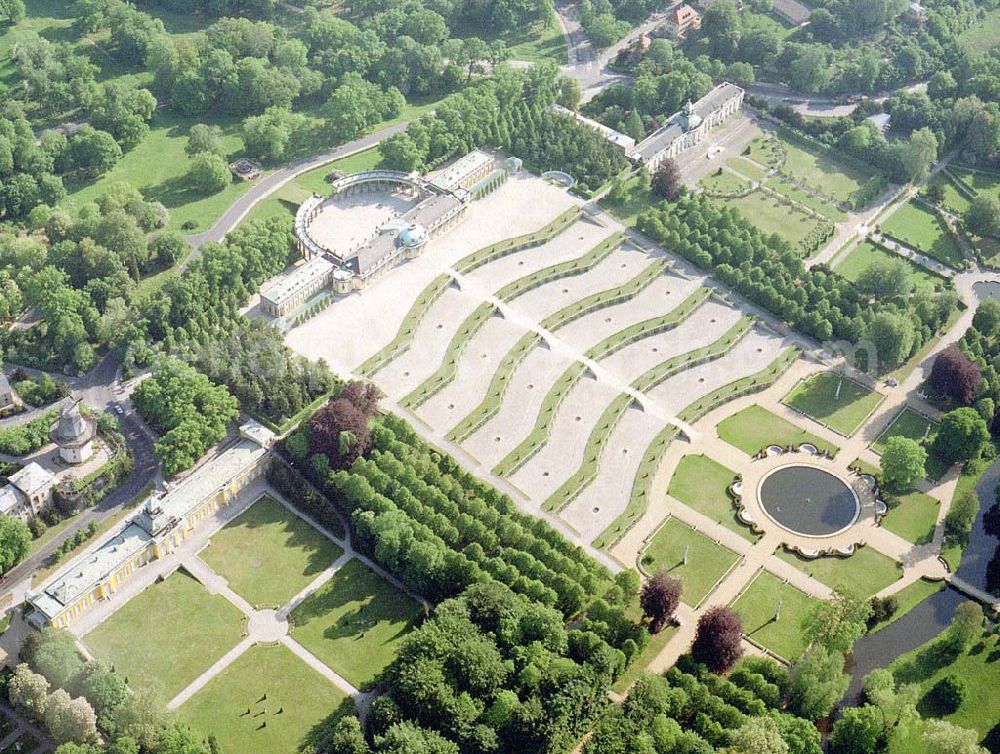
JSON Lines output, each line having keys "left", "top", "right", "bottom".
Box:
{"left": 399, "top": 223, "right": 428, "bottom": 248}
{"left": 678, "top": 100, "right": 703, "bottom": 131}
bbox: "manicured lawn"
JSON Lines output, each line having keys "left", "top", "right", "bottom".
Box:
{"left": 601, "top": 173, "right": 655, "bottom": 227}
{"left": 716, "top": 190, "right": 825, "bottom": 249}
{"left": 782, "top": 371, "right": 883, "bottom": 437}
{"left": 872, "top": 406, "right": 948, "bottom": 480}
{"left": 880, "top": 201, "right": 965, "bottom": 268}
{"left": 699, "top": 169, "right": 751, "bottom": 194}
{"left": 891, "top": 624, "right": 1000, "bottom": 744}
{"left": 746, "top": 136, "right": 784, "bottom": 168}
{"left": 765, "top": 176, "right": 848, "bottom": 222}
{"left": 882, "top": 489, "right": 940, "bottom": 545}
{"left": 732, "top": 569, "right": 818, "bottom": 661}
{"left": 924, "top": 176, "right": 972, "bottom": 215}
{"left": 778, "top": 135, "right": 873, "bottom": 204}
{"left": 727, "top": 156, "right": 768, "bottom": 182}
{"left": 290, "top": 558, "right": 423, "bottom": 690}
{"left": 85, "top": 571, "right": 245, "bottom": 700}
{"left": 179, "top": 644, "right": 350, "bottom": 754}
{"left": 835, "top": 240, "right": 944, "bottom": 295}
{"left": 717, "top": 404, "right": 839, "bottom": 456}
{"left": 668, "top": 454, "right": 756, "bottom": 542}
{"left": 776, "top": 545, "right": 902, "bottom": 598}
{"left": 868, "top": 578, "right": 944, "bottom": 634}
{"left": 952, "top": 166, "right": 1000, "bottom": 198}
{"left": 640, "top": 518, "right": 740, "bottom": 607}
{"left": 200, "top": 496, "right": 343, "bottom": 607}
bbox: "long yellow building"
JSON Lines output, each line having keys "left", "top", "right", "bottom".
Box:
{"left": 27, "top": 422, "right": 274, "bottom": 630}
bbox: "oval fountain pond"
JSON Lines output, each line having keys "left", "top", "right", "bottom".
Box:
{"left": 758, "top": 465, "right": 859, "bottom": 537}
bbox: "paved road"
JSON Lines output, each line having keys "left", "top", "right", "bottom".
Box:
{"left": 184, "top": 121, "right": 411, "bottom": 251}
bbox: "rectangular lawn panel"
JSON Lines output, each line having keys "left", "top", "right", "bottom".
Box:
{"left": 668, "top": 454, "right": 757, "bottom": 542}
{"left": 179, "top": 643, "right": 349, "bottom": 754}
{"left": 880, "top": 201, "right": 964, "bottom": 268}
{"left": 640, "top": 518, "right": 740, "bottom": 607}
{"left": 732, "top": 569, "right": 818, "bottom": 661}
{"left": 765, "top": 176, "right": 848, "bottom": 222}
{"left": 782, "top": 371, "right": 883, "bottom": 436}
{"left": 290, "top": 558, "right": 423, "bottom": 690}
{"left": 883, "top": 490, "right": 940, "bottom": 545}
{"left": 200, "top": 495, "right": 343, "bottom": 607}
{"left": 777, "top": 135, "right": 872, "bottom": 203}
{"left": 715, "top": 191, "right": 825, "bottom": 249}
{"left": 727, "top": 157, "right": 768, "bottom": 183}
{"left": 872, "top": 406, "right": 948, "bottom": 479}
{"left": 85, "top": 570, "right": 244, "bottom": 701}
{"left": 835, "top": 241, "right": 944, "bottom": 295}
{"left": 776, "top": 545, "right": 902, "bottom": 598}
{"left": 717, "top": 405, "right": 839, "bottom": 456}
{"left": 699, "top": 169, "right": 751, "bottom": 194}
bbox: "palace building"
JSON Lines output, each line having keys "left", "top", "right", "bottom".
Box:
{"left": 628, "top": 82, "right": 745, "bottom": 172}
{"left": 261, "top": 150, "right": 517, "bottom": 319}
{"left": 26, "top": 421, "right": 274, "bottom": 630}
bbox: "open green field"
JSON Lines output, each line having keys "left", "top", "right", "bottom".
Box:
{"left": 699, "top": 169, "right": 751, "bottom": 194}
{"left": 727, "top": 156, "right": 768, "bottom": 182}
{"left": 61, "top": 110, "right": 252, "bottom": 233}
{"left": 765, "top": 176, "right": 847, "bottom": 222}
{"left": 199, "top": 496, "right": 343, "bottom": 607}
{"left": 85, "top": 571, "right": 244, "bottom": 700}
{"left": 924, "top": 176, "right": 973, "bottom": 215}
{"left": 504, "top": 18, "right": 568, "bottom": 63}
{"left": 782, "top": 371, "right": 883, "bottom": 436}
{"left": 777, "top": 134, "right": 873, "bottom": 203}
{"left": 958, "top": 7, "right": 1000, "bottom": 53}
{"left": 952, "top": 166, "right": 1000, "bottom": 198}
{"left": 776, "top": 546, "right": 902, "bottom": 598}
{"left": 715, "top": 190, "right": 825, "bottom": 249}
{"left": 732, "top": 569, "right": 818, "bottom": 661}
{"left": 668, "top": 454, "right": 756, "bottom": 541}
{"left": 640, "top": 518, "right": 740, "bottom": 607}
{"left": 872, "top": 406, "right": 948, "bottom": 479}
{"left": 880, "top": 201, "right": 965, "bottom": 268}
{"left": 835, "top": 240, "right": 944, "bottom": 294}
{"left": 746, "top": 136, "right": 784, "bottom": 168}
{"left": 179, "top": 643, "right": 349, "bottom": 754}
{"left": 290, "top": 558, "right": 423, "bottom": 690}
{"left": 883, "top": 489, "right": 940, "bottom": 545}
{"left": 717, "top": 405, "right": 839, "bottom": 456}
{"left": 891, "top": 624, "right": 1000, "bottom": 746}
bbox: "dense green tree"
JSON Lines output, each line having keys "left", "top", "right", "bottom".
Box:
{"left": 802, "top": 587, "right": 871, "bottom": 655}
{"left": 188, "top": 152, "right": 232, "bottom": 194}
{"left": 880, "top": 436, "right": 926, "bottom": 490}
{"left": 964, "top": 194, "right": 1000, "bottom": 237}
{"left": 68, "top": 127, "right": 122, "bottom": 177}
{"left": 788, "top": 646, "right": 849, "bottom": 721}
{"left": 933, "top": 407, "right": 990, "bottom": 464}
{"left": 829, "top": 705, "right": 881, "bottom": 754}
{"left": 185, "top": 124, "right": 225, "bottom": 158}
{"left": 0, "top": 514, "right": 30, "bottom": 572}
{"left": 866, "top": 311, "right": 915, "bottom": 369}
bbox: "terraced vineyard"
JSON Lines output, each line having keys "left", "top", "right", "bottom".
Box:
{"left": 290, "top": 184, "right": 798, "bottom": 550}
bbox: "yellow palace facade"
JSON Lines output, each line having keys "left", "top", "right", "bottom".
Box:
{"left": 27, "top": 422, "right": 274, "bottom": 630}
